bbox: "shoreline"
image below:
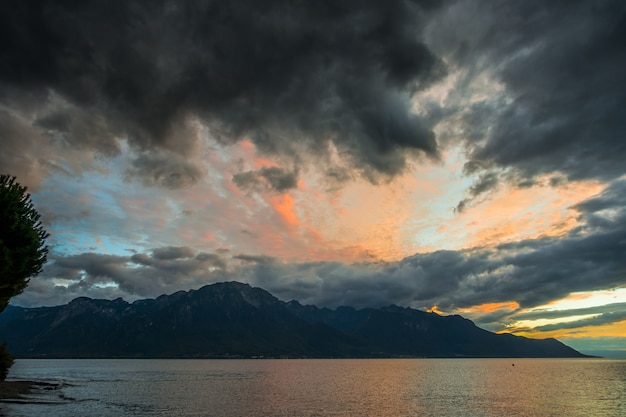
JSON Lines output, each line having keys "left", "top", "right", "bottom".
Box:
{"left": 0, "top": 380, "right": 60, "bottom": 403}
{"left": 0, "top": 380, "right": 37, "bottom": 400}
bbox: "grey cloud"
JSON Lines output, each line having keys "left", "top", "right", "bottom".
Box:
{"left": 231, "top": 172, "right": 261, "bottom": 192}
{"left": 195, "top": 252, "right": 227, "bottom": 269}
{"left": 129, "top": 251, "right": 221, "bottom": 276}
{"left": 461, "top": 309, "right": 521, "bottom": 333}
{"left": 227, "top": 251, "right": 484, "bottom": 309}
{"left": 260, "top": 167, "right": 299, "bottom": 192}
{"left": 427, "top": 0, "right": 626, "bottom": 184}
{"left": 233, "top": 260, "right": 414, "bottom": 308}
{"left": 125, "top": 152, "right": 204, "bottom": 189}
{"left": 151, "top": 246, "right": 195, "bottom": 260}
{"left": 234, "top": 254, "right": 277, "bottom": 265}
{"left": 468, "top": 172, "right": 499, "bottom": 197}
{"left": 453, "top": 199, "right": 470, "bottom": 214}
{"left": 462, "top": 160, "right": 488, "bottom": 176}
{"left": 572, "top": 180, "right": 626, "bottom": 218}
{"left": 0, "top": 0, "right": 445, "bottom": 187}
{"left": 52, "top": 253, "right": 129, "bottom": 281}
{"left": 0, "top": 111, "right": 56, "bottom": 190}
{"left": 34, "top": 106, "right": 120, "bottom": 157}
{"left": 454, "top": 171, "right": 501, "bottom": 212}
{"left": 22, "top": 248, "right": 229, "bottom": 305}
{"left": 233, "top": 167, "right": 298, "bottom": 193}
{"left": 324, "top": 167, "right": 354, "bottom": 187}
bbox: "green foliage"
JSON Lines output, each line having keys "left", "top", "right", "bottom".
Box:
{"left": 0, "top": 175, "right": 49, "bottom": 312}
{"left": 0, "top": 342, "right": 14, "bottom": 381}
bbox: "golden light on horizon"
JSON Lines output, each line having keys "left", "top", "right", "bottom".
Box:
{"left": 513, "top": 320, "right": 626, "bottom": 341}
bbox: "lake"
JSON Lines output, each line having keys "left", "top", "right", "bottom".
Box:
{"left": 2, "top": 358, "right": 625, "bottom": 416}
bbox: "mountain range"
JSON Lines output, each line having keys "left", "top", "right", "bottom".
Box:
{"left": 0, "top": 281, "right": 586, "bottom": 358}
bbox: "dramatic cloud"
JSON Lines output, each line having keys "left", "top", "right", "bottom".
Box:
{"left": 424, "top": 0, "right": 626, "bottom": 206}
{"left": 0, "top": 0, "right": 446, "bottom": 189}
{"left": 3, "top": 0, "right": 626, "bottom": 355}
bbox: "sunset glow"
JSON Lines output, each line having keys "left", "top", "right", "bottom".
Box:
{"left": 2, "top": 0, "right": 625, "bottom": 357}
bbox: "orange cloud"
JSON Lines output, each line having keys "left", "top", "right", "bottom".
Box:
{"left": 240, "top": 139, "right": 255, "bottom": 153}
{"left": 461, "top": 301, "right": 520, "bottom": 314}
{"left": 253, "top": 157, "right": 280, "bottom": 169}
{"left": 268, "top": 193, "right": 299, "bottom": 227}
{"left": 220, "top": 143, "right": 609, "bottom": 264}
{"left": 456, "top": 179, "right": 605, "bottom": 249}
{"left": 427, "top": 305, "right": 445, "bottom": 314}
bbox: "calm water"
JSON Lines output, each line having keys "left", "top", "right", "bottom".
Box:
{"left": 1, "top": 358, "right": 624, "bottom": 417}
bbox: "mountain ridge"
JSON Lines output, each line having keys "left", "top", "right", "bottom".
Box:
{"left": 0, "top": 281, "right": 587, "bottom": 358}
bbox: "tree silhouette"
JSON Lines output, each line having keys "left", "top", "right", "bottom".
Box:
{"left": 0, "top": 175, "right": 49, "bottom": 311}
{"left": 0, "top": 174, "right": 48, "bottom": 380}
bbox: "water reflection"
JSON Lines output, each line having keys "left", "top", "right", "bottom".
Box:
{"left": 4, "top": 358, "right": 626, "bottom": 417}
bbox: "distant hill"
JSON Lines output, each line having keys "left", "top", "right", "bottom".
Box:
{"left": 0, "top": 282, "right": 587, "bottom": 358}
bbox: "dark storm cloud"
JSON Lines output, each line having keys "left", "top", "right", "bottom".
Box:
{"left": 427, "top": 0, "right": 626, "bottom": 184}
{"left": 0, "top": 0, "right": 445, "bottom": 187}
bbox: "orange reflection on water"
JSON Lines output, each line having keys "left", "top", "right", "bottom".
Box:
{"left": 253, "top": 359, "right": 416, "bottom": 417}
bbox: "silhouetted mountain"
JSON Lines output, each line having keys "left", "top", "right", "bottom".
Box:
{"left": 286, "top": 302, "right": 584, "bottom": 358}
{"left": 0, "top": 282, "right": 586, "bottom": 358}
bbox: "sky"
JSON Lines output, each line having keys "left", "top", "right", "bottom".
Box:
{"left": 1, "top": 0, "right": 625, "bottom": 356}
